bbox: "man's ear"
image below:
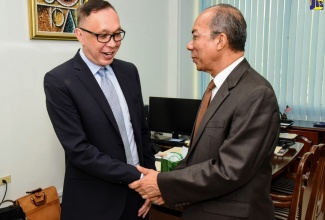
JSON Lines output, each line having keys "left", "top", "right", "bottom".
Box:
{"left": 75, "top": 28, "right": 84, "bottom": 45}
{"left": 215, "top": 33, "right": 227, "bottom": 50}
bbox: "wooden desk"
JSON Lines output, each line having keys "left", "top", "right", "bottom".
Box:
{"left": 150, "top": 142, "right": 304, "bottom": 220}
{"left": 271, "top": 142, "right": 304, "bottom": 179}
{"left": 282, "top": 120, "right": 325, "bottom": 144}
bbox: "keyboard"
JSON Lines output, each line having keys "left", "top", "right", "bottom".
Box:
{"left": 152, "top": 138, "right": 186, "bottom": 146}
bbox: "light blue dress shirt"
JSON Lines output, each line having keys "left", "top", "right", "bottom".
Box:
{"left": 79, "top": 49, "right": 140, "bottom": 166}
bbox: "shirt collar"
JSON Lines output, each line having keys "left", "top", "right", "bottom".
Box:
{"left": 213, "top": 56, "right": 244, "bottom": 89}
{"left": 79, "top": 49, "right": 112, "bottom": 76}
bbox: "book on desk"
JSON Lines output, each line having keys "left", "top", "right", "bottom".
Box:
{"left": 279, "top": 133, "right": 298, "bottom": 140}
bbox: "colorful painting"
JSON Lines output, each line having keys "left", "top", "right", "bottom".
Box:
{"left": 29, "top": 0, "right": 88, "bottom": 40}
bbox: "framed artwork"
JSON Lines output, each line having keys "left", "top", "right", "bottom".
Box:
{"left": 28, "top": 0, "right": 88, "bottom": 40}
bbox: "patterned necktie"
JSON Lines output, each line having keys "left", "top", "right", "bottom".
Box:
{"left": 193, "top": 79, "right": 216, "bottom": 138}
{"left": 98, "top": 67, "right": 134, "bottom": 165}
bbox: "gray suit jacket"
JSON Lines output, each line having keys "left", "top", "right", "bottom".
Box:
{"left": 158, "top": 59, "right": 279, "bottom": 220}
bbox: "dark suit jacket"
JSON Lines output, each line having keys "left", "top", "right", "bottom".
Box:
{"left": 44, "top": 51, "right": 155, "bottom": 220}
{"left": 158, "top": 59, "right": 280, "bottom": 220}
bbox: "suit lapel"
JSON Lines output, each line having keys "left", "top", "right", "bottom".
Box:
{"left": 187, "top": 59, "right": 251, "bottom": 157}
{"left": 72, "top": 52, "right": 121, "bottom": 134}
{"left": 110, "top": 61, "right": 134, "bottom": 114}
{"left": 111, "top": 61, "right": 140, "bottom": 137}
{"left": 188, "top": 88, "right": 229, "bottom": 156}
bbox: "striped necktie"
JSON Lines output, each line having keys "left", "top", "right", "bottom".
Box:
{"left": 98, "top": 67, "right": 134, "bottom": 165}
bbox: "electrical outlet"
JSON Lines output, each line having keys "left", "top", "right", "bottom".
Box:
{"left": 0, "top": 175, "right": 11, "bottom": 186}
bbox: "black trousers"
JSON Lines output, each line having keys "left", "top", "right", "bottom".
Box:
{"left": 120, "top": 188, "right": 149, "bottom": 220}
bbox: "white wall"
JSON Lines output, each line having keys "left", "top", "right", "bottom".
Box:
{"left": 0, "top": 0, "right": 195, "bottom": 201}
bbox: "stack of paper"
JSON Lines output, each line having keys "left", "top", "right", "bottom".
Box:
{"left": 279, "top": 133, "right": 298, "bottom": 140}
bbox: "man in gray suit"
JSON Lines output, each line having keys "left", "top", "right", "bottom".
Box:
{"left": 130, "top": 4, "right": 280, "bottom": 220}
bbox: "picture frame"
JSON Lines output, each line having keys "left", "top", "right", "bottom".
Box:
{"left": 28, "top": 0, "right": 88, "bottom": 40}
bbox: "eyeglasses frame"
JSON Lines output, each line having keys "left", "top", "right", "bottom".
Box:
{"left": 191, "top": 31, "right": 221, "bottom": 41}
{"left": 78, "top": 27, "right": 126, "bottom": 43}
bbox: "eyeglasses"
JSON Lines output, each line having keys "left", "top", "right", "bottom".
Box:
{"left": 78, "top": 27, "right": 126, "bottom": 43}
{"left": 191, "top": 32, "right": 221, "bottom": 41}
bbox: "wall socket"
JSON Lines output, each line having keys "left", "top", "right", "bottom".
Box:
{"left": 0, "top": 175, "right": 11, "bottom": 186}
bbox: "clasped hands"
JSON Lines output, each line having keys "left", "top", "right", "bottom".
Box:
{"left": 129, "top": 165, "right": 165, "bottom": 205}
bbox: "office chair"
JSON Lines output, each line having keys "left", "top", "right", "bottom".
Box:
{"left": 305, "top": 144, "right": 325, "bottom": 220}
{"left": 270, "top": 151, "right": 318, "bottom": 220}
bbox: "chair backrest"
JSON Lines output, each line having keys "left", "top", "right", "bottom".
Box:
{"left": 289, "top": 151, "right": 318, "bottom": 220}
{"left": 295, "top": 135, "right": 313, "bottom": 155}
{"left": 286, "top": 135, "right": 314, "bottom": 173}
{"left": 305, "top": 143, "right": 325, "bottom": 219}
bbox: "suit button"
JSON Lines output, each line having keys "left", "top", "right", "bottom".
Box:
{"left": 186, "top": 202, "right": 190, "bottom": 205}
{"left": 175, "top": 204, "right": 179, "bottom": 208}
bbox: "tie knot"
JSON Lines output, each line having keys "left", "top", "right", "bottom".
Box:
{"left": 98, "top": 67, "right": 108, "bottom": 78}
{"left": 207, "top": 80, "right": 216, "bottom": 90}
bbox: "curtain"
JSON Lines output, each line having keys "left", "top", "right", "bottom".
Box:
{"left": 198, "top": 0, "right": 325, "bottom": 122}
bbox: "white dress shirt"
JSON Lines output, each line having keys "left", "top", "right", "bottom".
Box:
{"left": 211, "top": 57, "right": 245, "bottom": 100}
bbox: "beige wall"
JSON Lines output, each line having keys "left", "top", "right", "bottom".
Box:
{"left": 0, "top": 0, "right": 195, "bottom": 200}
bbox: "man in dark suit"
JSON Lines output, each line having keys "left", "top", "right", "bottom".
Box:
{"left": 44, "top": 1, "right": 155, "bottom": 219}
{"left": 130, "top": 4, "right": 280, "bottom": 220}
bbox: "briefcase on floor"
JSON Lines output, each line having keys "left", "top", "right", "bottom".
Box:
{"left": 16, "top": 186, "right": 61, "bottom": 220}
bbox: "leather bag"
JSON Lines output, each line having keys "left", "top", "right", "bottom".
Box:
{"left": 0, "top": 200, "right": 25, "bottom": 220}
{"left": 15, "top": 186, "right": 60, "bottom": 220}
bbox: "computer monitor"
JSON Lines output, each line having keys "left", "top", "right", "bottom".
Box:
{"left": 148, "top": 97, "right": 201, "bottom": 140}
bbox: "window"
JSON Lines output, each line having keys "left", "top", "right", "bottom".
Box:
{"left": 198, "top": 0, "right": 324, "bottom": 121}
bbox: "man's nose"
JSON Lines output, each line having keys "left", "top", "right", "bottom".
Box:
{"left": 187, "top": 40, "right": 193, "bottom": 51}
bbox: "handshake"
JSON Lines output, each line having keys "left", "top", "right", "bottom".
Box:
{"left": 128, "top": 165, "right": 164, "bottom": 218}
{"left": 129, "top": 150, "right": 185, "bottom": 217}
{"left": 129, "top": 165, "right": 165, "bottom": 205}
{"left": 129, "top": 150, "right": 184, "bottom": 205}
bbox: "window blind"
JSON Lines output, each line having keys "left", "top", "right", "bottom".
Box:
{"left": 198, "top": 0, "right": 324, "bottom": 121}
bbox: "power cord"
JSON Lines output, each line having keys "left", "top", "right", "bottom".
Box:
{"left": 1, "top": 180, "right": 8, "bottom": 204}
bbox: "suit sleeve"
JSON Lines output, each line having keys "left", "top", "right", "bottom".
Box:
{"left": 157, "top": 85, "right": 279, "bottom": 206}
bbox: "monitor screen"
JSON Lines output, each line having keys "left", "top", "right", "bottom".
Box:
{"left": 148, "top": 97, "right": 201, "bottom": 139}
